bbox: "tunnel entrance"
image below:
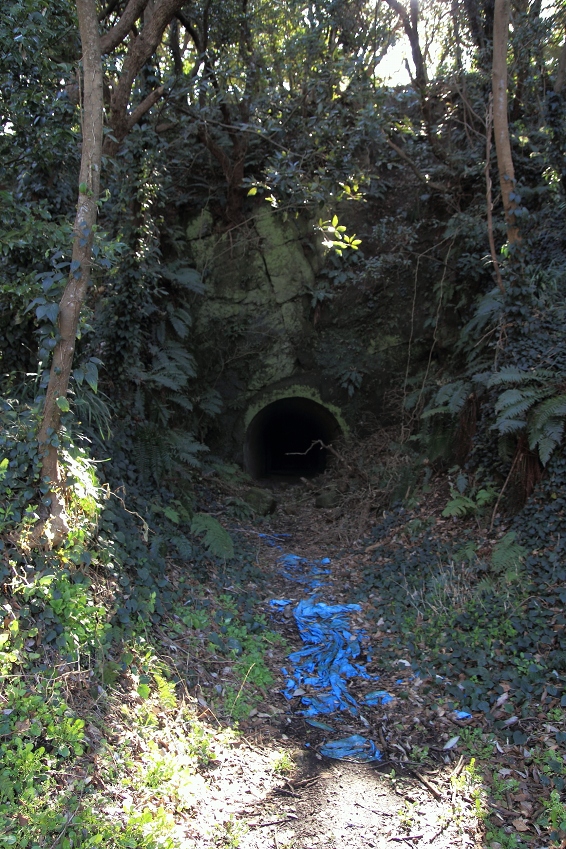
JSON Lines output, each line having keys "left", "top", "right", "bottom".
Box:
{"left": 244, "top": 397, "right": 342, "bottom": 479}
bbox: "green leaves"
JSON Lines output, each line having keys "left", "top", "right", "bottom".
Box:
{"left": 491, "top": 532, "right": 526, "bottom": 575}
{"left": 317, "top": 216, "right": 362, "bottom": 256}
{"left": 74, "top": 358, "right": 100, "bottom": 392}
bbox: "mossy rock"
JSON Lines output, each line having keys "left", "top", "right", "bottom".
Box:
{"left": 315, "top": 489, "right": 341, "bottom": 509}
{"left": 243, "top": 487, "right": 277, "bottom": 515}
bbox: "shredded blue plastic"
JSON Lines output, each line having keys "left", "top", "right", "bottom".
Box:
{"left": 281, "top": 599, "right": 378, "bottom": 716}
{"left": 279, "top": 553, "right": 331, "bottom": 590}
{"left": 270, "top": 599, "right": 292, "bottom": 608}
{"left": 453, "top": 710, "right": 472, "bottom": 720}
{"left": 362, "top": 690, "right": 395, "bottom": 706}
{"left": 266, "top": 541, "right": 395, "bottom": 762}
{"left": 320, "top": 735, "right": 382, "bottom": 762}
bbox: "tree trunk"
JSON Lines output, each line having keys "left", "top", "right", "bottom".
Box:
{"left": 492, "top": 0, "right": 521, "bottom": 245}
{"left": 35, "top": 0, "right": 104, "bottom": 546}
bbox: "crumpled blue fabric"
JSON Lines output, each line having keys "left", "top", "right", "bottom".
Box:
{"left": 320, "top": 735, "right": 382, "bottom": 762}
{"left": 270, "top": 599, "right": 292, "bottom": 608}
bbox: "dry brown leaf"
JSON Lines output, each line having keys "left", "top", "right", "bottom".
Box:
{"left": 512, "top": 817, "right": 530, "bottom": 832}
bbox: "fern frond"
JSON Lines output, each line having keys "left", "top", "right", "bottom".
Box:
{"left": 191, "top": 513, "right": 235, "bottom": 559}
{"left": 488, "top": 367, "right": 553, "bottom": 387}
{"left": 527, "top": 393, "right": 566, "bottom": 465}
{"left": 133, "top": 425, "right": 206, "bottom": 482}
{"left": 169, "top": 430, "right": 208, "bottom": 466}
{"left": 494, "top": 417, "right": 527, "bottom": 435}
{"left": 422, "top": 380, "right": 471, "bottom": 419}
{"left": 491, "top": 532, "right": 526, "bottom": 575}
{"left": 442, "top": 492, "right": 476, "bottom": 518}
{"left": 165, "top": 305, "right": 193, "bottom": 340}
{"left": 167, "top": 393, "right": 194, "bottom": 412}
{"left": 198, "top": 388, "right": 223, "bottom": 417}
{"left": 529, "top": 394, "right": 566, "bottom": 430}
{"left": 494, "top": 387, "right": 548, "bottom": 419}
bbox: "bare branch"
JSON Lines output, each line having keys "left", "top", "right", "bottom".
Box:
{"left": 384, "top": 135, "right": 448, "bottom": 193}
{"left": 126, "top": 84, "right": 165, "bottom": 131}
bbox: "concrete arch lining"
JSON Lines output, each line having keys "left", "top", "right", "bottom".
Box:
{"left": 244, "top": 395, "right": 344, "bottom": 479}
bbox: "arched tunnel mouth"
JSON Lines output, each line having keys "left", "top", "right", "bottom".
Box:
{"left": 244, "top": 397, "right": 342, "bottom": 480}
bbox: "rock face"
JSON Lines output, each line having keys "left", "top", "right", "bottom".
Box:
{"left": 183, "top": 203, "right": 436, "bottom": 465}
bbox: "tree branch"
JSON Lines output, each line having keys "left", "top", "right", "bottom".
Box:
{"left": 384, "top": 135, "right": 448, "bottom": 193}
{"left": 100, "top": 0, "right": 150, "bottom": 54}
{"left": 126, "top": 84, "right": 165, "bottom": 131}
{"left": 176, "top": 8, "right": 202, "bottom": 52}
{"left": 104, "top": 0, "right": 184, "bottom": 152}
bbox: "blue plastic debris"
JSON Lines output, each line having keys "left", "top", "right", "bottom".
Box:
{"left": 281, "top": 599, "right": 378, "bottom": 715}
{"left": 270, "top": 599, "right": 292, "bottom": 608}
{"left": 259, "top": 532, "right": 291, "bottom": 549}
{"left": 279, "top": 553, "right": 331, "bottom": 590}
{"left": 319, "top": 735, "right": 382, "bottom": 762}
{"left": 362, "top": 690, "right": 395, "bottom": 706}
{"left": 453, "top": 710, "right": 472, "bottom": 720}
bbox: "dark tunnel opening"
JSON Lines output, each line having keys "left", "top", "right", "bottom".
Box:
{"left": 244, "top": 397, "right": 342, "bottom": 479}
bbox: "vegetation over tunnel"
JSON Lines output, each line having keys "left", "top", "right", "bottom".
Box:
{"left": 244, "top": 397, "right": 342, "bottom": 478}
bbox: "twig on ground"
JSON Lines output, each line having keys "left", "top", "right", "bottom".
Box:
{"left": 249, "top": 817, "right": 291, "bottom": 828}
{"left": 409, "top": 769, "right": 443, "bottom": 800}
{"left": 448, "top": 754, "right": 465, "bottom": 780}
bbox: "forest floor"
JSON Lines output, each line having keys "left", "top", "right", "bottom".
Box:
{"left": 167, "top": 461, "right": 563, "bottom": 849}
{"left": 4, "top": 448, "right": 565, "bottom": 849}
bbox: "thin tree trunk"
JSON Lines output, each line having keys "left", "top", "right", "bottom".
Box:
{"left": 492, "top": 0, "right": 521, "bottom": 245}
{"left": 554, "top": 38, "right": 566, "bottom": 94}
{"left": 35, "top": 0, "right": 104, "bottom": 546}
{"left": 485, "top": 97, "right": 504, "bottom": 294}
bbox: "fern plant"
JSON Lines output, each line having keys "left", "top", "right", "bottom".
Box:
{"left": 420, "top": 379, "right": 473, "bottom": 419}
{"left": 442, "top": 486, "right": 495, "bottom": 518}
{"left": 190, "top": 513, "right": 235, "bottom": 560}
{"left": 489, "top": 367, "right": 566, "bottom": 465}
{"left": 490, "top": 531, "right": 526, "bottom": 576}
{"left": 133, "top": 423, "right": 207, "bottom": 483}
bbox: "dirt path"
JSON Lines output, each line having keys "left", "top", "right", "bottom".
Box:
{"left": 187, "top": 482, "right": 484, "bottom": 849}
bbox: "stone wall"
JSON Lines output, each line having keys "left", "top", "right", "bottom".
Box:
{"left": 184, "top": 203, "right": 434, "bottom": 461}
